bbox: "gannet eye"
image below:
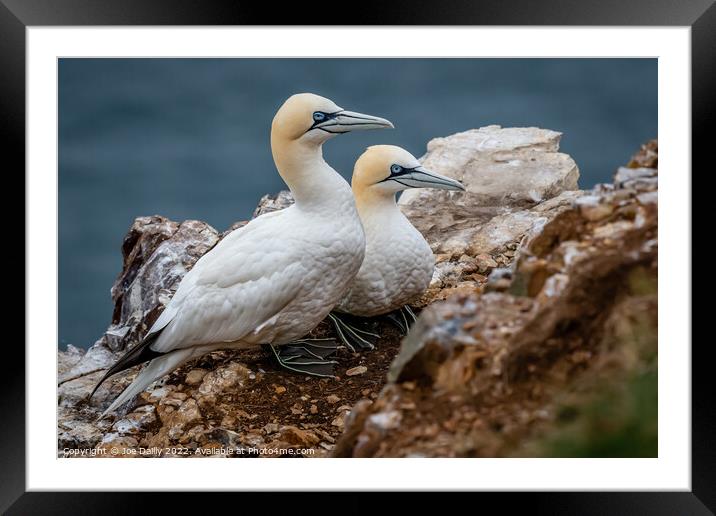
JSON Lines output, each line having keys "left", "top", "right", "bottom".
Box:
{"left": 390, "top": 164, "right": 402, "bottom": 175}
{"left": 313, "top": 112, "right": 326, "bottom": 122}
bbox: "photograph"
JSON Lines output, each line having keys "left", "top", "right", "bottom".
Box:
{"left": 57, "top": 57, "right": 659, "bottom": 459}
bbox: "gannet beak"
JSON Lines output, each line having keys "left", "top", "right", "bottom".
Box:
{"left": 321, "top": 110, "right": 394, "bottom": 132}
{"left": 390, "top": 167, "right": 465, "bottom": 191}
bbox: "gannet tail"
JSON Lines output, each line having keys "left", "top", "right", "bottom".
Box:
{"left": 88, "top": 331, "right": 164, "bottom": 401}
{"left": 100, "top": 347, "right": 197, "bottom": 417}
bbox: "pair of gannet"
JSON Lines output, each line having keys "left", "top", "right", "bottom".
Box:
{"left": 93, "top": 92, "right": 464, "bottom": 414}
{"left": 92, "top": 93, "right": 393, "bottom": 415}
{"left": 274, "top": 144, "right": 464, "bottom": 365}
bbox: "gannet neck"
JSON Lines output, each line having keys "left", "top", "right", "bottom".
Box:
{"left": 271, "top": 134, "right": 348, "bottom": 208}
{"left": 336, "top": 183, "right": 433, "bottom": 318}
{"left": 353, "top": 184, "right": 404, "bottom": 223}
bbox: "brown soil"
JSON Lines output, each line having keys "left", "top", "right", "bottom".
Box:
{"left": 153, "top": 319, "right": 404, "bottom": 456}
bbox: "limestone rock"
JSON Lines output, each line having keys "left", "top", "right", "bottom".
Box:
{"left": 399, "top": 126, "right": 580, "bottom": 256}
{"left": 252, "top": 190, "right": 295, "bottom": 217}
{"left": 334, "top": 141, "right": 657, "bottom": 458}
{"left": 626, "top": 139, "right": 658, "bottom": 169}
{"left": 196, "top": 361, "right": 252, "bottom": 405}
{"left": 396, "top": 126, "right": 581, "bottom": 307}
{"left": 103, "top": 217, "right": 220, "bottom": 353}
{"left": 59, "top": 128, "right": 655, "bottom": 461}
{"left": 58, "top": 345, "right": 118, "bottom": 453}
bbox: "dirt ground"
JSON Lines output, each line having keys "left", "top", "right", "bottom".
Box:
{"left": 126, "top": 318, "right": 405, "bottom": 457}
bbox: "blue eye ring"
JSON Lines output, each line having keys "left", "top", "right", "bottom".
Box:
{"left": 313, "top": 111, "right": 326, "bottom": 121}
{"left": 390, "top": 164, "right": 402, "bottom": 174}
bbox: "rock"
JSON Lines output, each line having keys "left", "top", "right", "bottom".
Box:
{"left": 484, "top": 268, "right": 513, "bottom": 293}
{"left": 394, "top": 127, "right": 582, "bottom": 306}
{"left": 200, "top": 428, "right": 248, "bottom": 453}
{"left": 184, "top": 369, "right": 208, "bottom": 386}
{"left": 276, "top": 425, "right": 320, "bottom": 447}
{"left": 59, "top": 188, "right": 303, "bottom": 452}
{"left": 613, "top": 167, "right": 657, "bottom": 189}
{"left": 112, "top": 406, "right": 156, "bottom": 435}
{"left": 626, "top": 139, "right": 658, "bottom": 169}
{"left": 59, "top": 128, "right": 654, "bottom": 461}
{"left": 263, "top": 422, "right": 279, "bottom": 434}
{"left": 575, "top": 195, "right": 615, "bottom": 221}
{"left": 402, "top": 126, "right": 578, "bottom": 207}
{"left": 252, "top": 190, "right": 295, "bottom": 217}
{"left": 399, "top": 126, "right": 580, "bottom": 259}
{"left": 103, "top": 217, "right": 220, "bottom": 353}
{"left": 58, "top": 345, "right": 121, "bottom": 452}
{"left": 58, "top": 218, "right": 222, "bottom": 450}
{"left": 196, "top": 362, "right": 251, "bottom": 403}
{"left": 346, "top": 366, "right": 367, "bottom": 376}
{"left": 474, "top": 254, "right": 498, "bottom": 273}
{"left": 147, "top": 398, "right": 203, "bottom": 446}
{"left": 57, "top": 344, "right": 84, "bottom": 373}
{"left": 95, "top": 434, "right": 139, "bottom": 457}
{"left": 334, "top": 140, "right": 657, "bottom": 458}
{"left": 58, "top": 343, "right": 117, "bottom": 386}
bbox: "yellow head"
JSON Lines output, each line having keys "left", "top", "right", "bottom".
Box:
{"left": 352, "top": 145, "right": 465, "bottom": 200}
{"left": 271, "top": 93, "right": 394, "bottom": 146}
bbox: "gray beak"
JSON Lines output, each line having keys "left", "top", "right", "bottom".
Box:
{"left": 393, "top": 167, "right": 465, "bottom": 191}
{"left": 316, "top": 110, "right": 394, "bottom": 133}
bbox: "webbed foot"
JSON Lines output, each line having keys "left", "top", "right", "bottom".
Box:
{"left": 384, "top": 305, "right": 418, "bottom": 335}
{"left": 328, "top": 312, "right": 379, "bottom": 352}
{"left": 267, "top": 339, "right": 339, "bottom": 378}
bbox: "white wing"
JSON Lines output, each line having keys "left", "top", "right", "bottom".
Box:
{"left": 147, "top": 208, "right": 306, "bottom": 353}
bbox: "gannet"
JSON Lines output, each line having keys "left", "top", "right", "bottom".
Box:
{"left": 330, "top": 145, "right": 464, "bottom": 348}
{"left": 91, "top": 93, "right": 393, "bottom": 414}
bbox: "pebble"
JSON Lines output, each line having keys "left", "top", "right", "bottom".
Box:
{"left": 278, "top": 425, "right": 320, "bottom": 446}
{"left": 346, "top": 366, "right": 368, "bottom": 376}
{"left": 185, "top": 369, "right": 208, "bottom": 386}
{"left": 310, "top": 404, "right": 318, "bottom": 414}
{"left": 274, "top": 386, "right": 286, "bottom": 394}
{"left": 326, "top": 394, "right": 341, "bottom": 404}
{"left": 475, "top": 254, "right": 498, "bottom": 272}
{"left": 263, "top": 423, "right": 279, "bottom": 434}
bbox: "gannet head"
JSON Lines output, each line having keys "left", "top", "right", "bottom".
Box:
{"left": 353, "top": 145, "right": 465, "bottom": 196}
{"left": 272, "top": 93, "right": 394, "bottom": 145}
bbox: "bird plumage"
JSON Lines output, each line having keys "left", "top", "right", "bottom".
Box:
{"left": 336, "top": 145, "right": 464, "bottom": 318}
{"left": 94, "top": 93, "right": 392, "bottom": 415}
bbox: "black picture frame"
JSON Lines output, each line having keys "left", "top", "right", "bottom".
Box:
{"left": 5, "top": 0, "right": 710, "bottom": 512}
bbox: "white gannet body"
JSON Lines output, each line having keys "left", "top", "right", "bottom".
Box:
{"left": 335, "top": 145, "right": 464, "bottom": 318}
{"left": 95, "top": 93, "right": 393, "bottom": 414}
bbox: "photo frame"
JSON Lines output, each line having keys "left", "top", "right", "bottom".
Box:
{"left": 6, "top": 0, "right": 709, "bottom": 511}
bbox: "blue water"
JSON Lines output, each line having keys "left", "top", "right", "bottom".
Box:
{"left": 59, "top": 58, "right": 657, "bottom": 349}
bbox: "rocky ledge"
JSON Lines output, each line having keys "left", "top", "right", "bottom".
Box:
{"left": 58, "top": 128, "right": 657, "bottom": 458}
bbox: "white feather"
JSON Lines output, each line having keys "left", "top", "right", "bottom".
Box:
{"left": 98, "top": 92, "right": 394, "bottom": 414}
